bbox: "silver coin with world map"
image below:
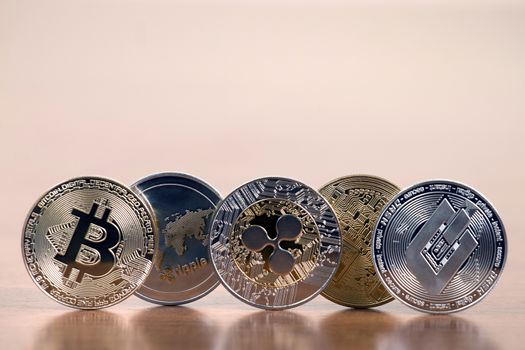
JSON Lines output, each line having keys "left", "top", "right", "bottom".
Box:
{"left": 209, "top": 177, "right": 342, "bottom": 309}
{"left": 21, "top": 177, "right": 156, "bottom": 309}
{"left": 372, "top": 180, "right": 506, "bottom": 313}
{"left": 131, "top": 173, "right": 221, "bottom": 305}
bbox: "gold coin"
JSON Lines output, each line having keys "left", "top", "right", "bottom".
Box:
{"left": 22, "top": 177, "right": 156, "bottom": 309}
{"left": 320, "top": 175, "right": 400, "bottom": 308}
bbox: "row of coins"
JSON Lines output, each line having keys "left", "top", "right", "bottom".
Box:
{"left": 22, "top": 174, "right": 506, "bottom": 313}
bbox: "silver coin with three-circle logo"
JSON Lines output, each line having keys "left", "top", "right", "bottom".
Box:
{"left": 21, "top": 177, "right": 156, "bottom": 309}
{"left": 372, "top": 180, "right": 506, "bottom": 313}
{"left": 209, "top": 177, "right": 342, "bottom": 309}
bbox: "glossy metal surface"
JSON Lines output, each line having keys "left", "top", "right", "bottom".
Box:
{"left": 131, "top": 173, "right": 221, "bottom": 305}
{"left": 21, "top": 177, "right": 155, "bottom": 309}
{"left": 372, "top": 180, "right": 506, "bottom": 313}
{"left": 320, "top": 175, "right": 400, "bottom": 308}
{"left": 209, "top": 177, "right": 342, "bottom": 310}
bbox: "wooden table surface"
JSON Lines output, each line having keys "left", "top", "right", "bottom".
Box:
{"left": 1, "top": 232, "right": 523, "bottom": 350}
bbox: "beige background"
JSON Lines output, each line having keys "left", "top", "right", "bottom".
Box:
{"left": 0, "top": 1, "right": 524, "bottom": 349}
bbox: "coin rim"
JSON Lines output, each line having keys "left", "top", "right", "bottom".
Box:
{"left": 21, "top": 175, "right": 157, "bottom": 310}
{"left": 130, "top": 171, "right": 222, "bottom": 306}
{"left": 209, "top": 176, "right": 343, "bottom": 310}
{"left": 371, "top": 178, "right": 508, "bottom": 314}
{"left": 319, "top": 174, "right": 399, "bottom": 308}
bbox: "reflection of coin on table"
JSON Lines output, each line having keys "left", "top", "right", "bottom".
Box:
{"left": 317, "top": 310, "right": 399, "bottom": 349}
{"left": 132, "top": 173, "right": 221, "bottom": 305}
{"left": 35, "top": 311, "right": 127, "bottom": 350}
{"left": 378, "top": 315, "right": 496, "bottom": 350}
{"left": 222, "top": 311, "right": 316, "bottom": 350}
{"left": 130, "top": 307, "right": 216, "bottom": 350}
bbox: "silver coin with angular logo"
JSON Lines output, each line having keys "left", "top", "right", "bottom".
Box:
{"left": 372, "top": 180, "right": 506, "bottom": 313}
{"left": 131, "top": 173, "right": 221, "bottom": 305}
{"left": 21, "top": 177, "right": 156, "bottom": 309}
{"left": 209, "top": 177, "right": 342, "bottom": 310}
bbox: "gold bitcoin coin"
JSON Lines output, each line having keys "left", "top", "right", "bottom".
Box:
{"left": 320, "top": 175, "right": 400, "bottom": 308}
{"left": 21, "top": 177, "right": 156, "bottom": 309}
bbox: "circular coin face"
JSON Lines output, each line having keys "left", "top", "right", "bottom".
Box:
{"left": 21, "top": 177, "right": 156, "bottom": 309}
{"left": 209, "top": 177, "right": 342, "bottom": 310}
{"left": 320, "top": 175, "right": 399, "bottom": 308}
{"left": 372, "top": 180, "right": 507, "bottom": 313}
{"left": 131, "top": 173, "right": 221, "bottom": 305}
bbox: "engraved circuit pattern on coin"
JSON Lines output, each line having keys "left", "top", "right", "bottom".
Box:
{"left": 209, "top": 177, "right": 341, "bottom": 310}
{"left": 22, "top": 177, "right": 156, "bottom": 309}
{"left": 319, "top": 175, "right": 400, "bottom": 308}
{"left": 372, "top": 180, "right": 506, "bottom": 313}
{"left": 131, "top": 173, "right": 221, "bottom": 305}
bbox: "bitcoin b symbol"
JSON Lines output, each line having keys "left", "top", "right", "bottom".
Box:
{"left": 47, "top": 200, "right": 121, "bottom": 283}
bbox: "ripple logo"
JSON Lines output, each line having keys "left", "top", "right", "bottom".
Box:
{"left": 241, "top": 215, "right": 302, "bottom": 275}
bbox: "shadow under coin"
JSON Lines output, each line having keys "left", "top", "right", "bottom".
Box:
{"left": 34, "top": 310, "right": 126, "bottom": 350}
{"left": 378, "top": 315, "right": 498, "bottom": 350}
{"left": 129, "top": 306, "right": 216, "bottom": 350}
{"left": 317, "top": 309, "right": 400, "bottom": 350}
{"left": 221, "top": 311, "right": 317, "bottom": 350}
